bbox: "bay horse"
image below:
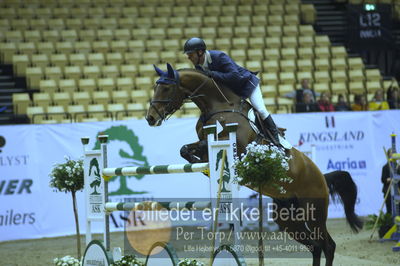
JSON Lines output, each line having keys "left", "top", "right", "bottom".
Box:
{"left": 145, "top": 64, "right": 363, "bottom": 266}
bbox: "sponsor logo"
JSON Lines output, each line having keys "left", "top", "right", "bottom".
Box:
{"left": 299, "top": 131, "right": 365, "bottom": 144}
{"left": 325, "top": 116, "right": 335, "bottom": 128}
{"left": 0, "top": 136, "right": 5, "bottom": 153}
{"left": 0, "top": 209, "right": 35, "bottom": 226}
{"left": 0, "top": 135, "right": 30, "bottom": 167}
{"left": 93, "top": 125, "right": 149, "bottom": 196}
{"left": 297, "top": 116, "right": 365, "bottom": 148}
{"left": 0, "top": 179, "right": 33, "bottom": 195}
{"left": 0, "top": 155, "right": 29, "bottom": 167}
{"left": 327, "top": 158, "right": 367, "bottom": 170}
{"left": 215, "top": 149, "right": 231, "bottom": 193}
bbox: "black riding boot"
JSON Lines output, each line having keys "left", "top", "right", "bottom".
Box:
{"left": 263, "top": 115, "right": 280, "bottom": 146}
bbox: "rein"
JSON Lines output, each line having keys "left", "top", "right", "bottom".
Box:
{"left": 186, "top": 78, "right": 209, "bottom": 100}
{"left": 185, "top": 74, "right": 232, "bottom": 107}
{"left": 151, "top": 70, "right": 253, "bottom": 131}
{"left": 210, "top": 78, "right": 233, "bottom": 106}
{"left": 150, "top": 71, "right": 221, "bottom": 121}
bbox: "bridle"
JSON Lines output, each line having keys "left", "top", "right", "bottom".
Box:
{"left": 149, "top": 70, "right": 209, "bottom": 121}
{"left": 149, "top": 70, "right": 231, "bottom": 122}
{"left": 149, "top": 75, "right": 182, "bottom": 121}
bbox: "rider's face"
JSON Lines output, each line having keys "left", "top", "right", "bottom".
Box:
{"left": 186, "top": 51, "right": 205, "bottom": 65}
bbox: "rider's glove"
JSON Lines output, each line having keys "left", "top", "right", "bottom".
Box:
{"left": 203, "top": 70, "right": 214, "bottom": 78}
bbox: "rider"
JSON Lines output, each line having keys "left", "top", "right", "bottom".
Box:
{"left": 183, "top": 37, "right": 281, "bottom": 145}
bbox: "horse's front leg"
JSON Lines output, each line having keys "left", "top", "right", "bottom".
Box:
{"left": 180, "top": 140, "right": 208, "bottom": 163}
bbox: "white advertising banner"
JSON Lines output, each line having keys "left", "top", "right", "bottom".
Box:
{"left": 0, "top": 110, "right": 399, "bottom": 242}
{"left": 0, "top": 118, "right": 203, "bottom": 242}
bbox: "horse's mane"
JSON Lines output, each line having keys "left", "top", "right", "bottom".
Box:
{"left": 177, "top": 68, "right": 210, "bottom": 78}
{"left": 176, "top": 68, "right": 242, "bottom": 102}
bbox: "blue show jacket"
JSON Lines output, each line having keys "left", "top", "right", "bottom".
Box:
{"left": 195, "top": 50, "right": 260, "bottom": 98}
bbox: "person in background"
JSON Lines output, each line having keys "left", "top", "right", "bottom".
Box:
{"left": 351, "top": 94, "right": 368, "bottom": 111}
{"left": 368, "top": 89, "right": 389, "bottom": 111}
{"left": 317, "top": 91, "right": 335, "bottom": 112}
{"left": 296, "top": 91, "right": 319, "bottom": 113}
{"left": 335, "top": 94, "right": 350, "bottom": 111}
{"left": 386, "top": 86, "right": 400, "bottom": 109}
{"left": 381, "top": 148, "right": 400, "bottom": 214}
{"left": 284, "top": 79, "right": 320, "bottom": 113}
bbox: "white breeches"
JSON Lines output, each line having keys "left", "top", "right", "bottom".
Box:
{"left": 249, "top": 84, "right": 270, "bottom": 120}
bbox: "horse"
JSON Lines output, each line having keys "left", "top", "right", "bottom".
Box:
{"left": 145, "top": 63, "right": 363, "bottom": 266}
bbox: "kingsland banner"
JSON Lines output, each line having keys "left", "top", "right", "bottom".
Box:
{"left": 0, "top": 110, "right": 399, "bottom": 241}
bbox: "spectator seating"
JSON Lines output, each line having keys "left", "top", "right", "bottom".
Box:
{"left": 1, "top": 0, "right": 392, "bottom": 123}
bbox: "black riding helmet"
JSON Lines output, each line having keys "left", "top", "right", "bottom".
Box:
{"left": 183, "top": 37, "right": 206, "bottom": 54}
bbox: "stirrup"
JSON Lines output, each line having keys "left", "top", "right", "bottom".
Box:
{"left": 266, "top": 129, "right": 281, "bottom": 147}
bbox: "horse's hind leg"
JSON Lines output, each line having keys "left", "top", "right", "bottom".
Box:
{"left": 325, "top": 231, "right": 336, "bottom": 266}
{"left": 274, "top": 218, "right": 323, "bottom": 266}
{"left": 273, "top": 199, "right": 324, "bottom": 266}
{"left": 317, "top": 226, "right": 336, "bottom": 266}
{"left": 299, "top": 198, "right": 336, "bottom": 266}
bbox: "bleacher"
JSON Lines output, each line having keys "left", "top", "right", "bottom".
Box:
{"left": 0, "top": 0, "right": 397, "bottom": 124}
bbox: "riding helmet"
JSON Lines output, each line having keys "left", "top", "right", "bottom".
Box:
{"left": 183, "top": 37, "right": 207, "bottom": 54}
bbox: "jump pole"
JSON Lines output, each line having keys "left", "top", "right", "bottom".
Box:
{"left": 82, "top": 123, "right": 246, "bottom": 265}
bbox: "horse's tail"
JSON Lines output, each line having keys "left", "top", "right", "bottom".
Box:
{"left": 324, "top": 170, "right": 363, "bottom": 233}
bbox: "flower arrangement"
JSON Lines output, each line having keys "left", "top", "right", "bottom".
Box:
{"left": 49, "top": 156, "right": 84, "bottom": 258}
{"left": 49, "top": 156, "right": 84, "bottom": 193}
{"left": 109, "top": 256, "right": 204, "bottom": 266}
{"left": 178, "top": 258, "right": 205, "bottom": 266}
{"left": 111, "top": 255, "right": 144, "bottom": 266}
{"left": 234, "top": 141, "right": 292, "bottom": 265}
{"left": 234, "top": 141, "right": 293, "bottom": 194}
{"left": 53, "top": 255, "right": 80, "bottom": 266}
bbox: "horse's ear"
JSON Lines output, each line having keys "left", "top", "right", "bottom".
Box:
{"left": 153, "top": 64, "right": 165, "bottom": 76}
{"left": 166, "top": 63, "right": 175, "bottom": 78}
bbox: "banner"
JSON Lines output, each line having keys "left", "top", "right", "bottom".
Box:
{"left": 275, "top": 110, "right": 400, "bottom": 218}
{"left": 0, "top": 111, "right": 399, "bottom": 241}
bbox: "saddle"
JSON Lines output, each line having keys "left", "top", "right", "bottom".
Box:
{"left": 246, "top": 106, "right": 290, "bottom": 150}
{"left": 247, "top": 107, "right": 286, "bottom": 138}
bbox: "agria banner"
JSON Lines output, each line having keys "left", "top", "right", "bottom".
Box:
{"left": 275, "top": 110, "right": 400, "bottom": 218}
{"left": 0, "top": 110, "right": 399, "bottom": 241}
